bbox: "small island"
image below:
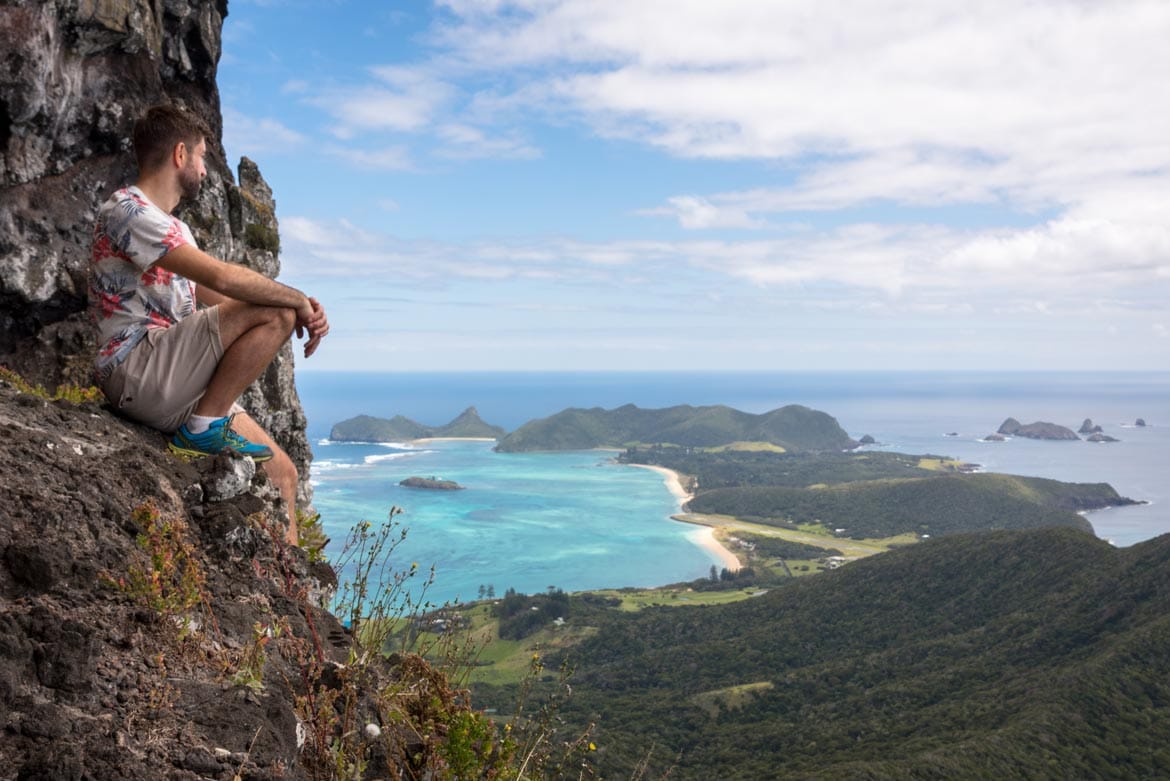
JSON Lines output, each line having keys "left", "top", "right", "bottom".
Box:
{"left": 399, "top": 476, "right": 465, "bottom": 491}
{"left": 997, "top": 417, "right": 1080, "bottom": 441}
{"left": 1086, "top": 433, "right": 1120, "bottom": 443}
{"left": 1078, "top": 418, "right": 1103, "bottom": 434}
{"left": 331, "top": 406, "right": 507, "bottom": 442}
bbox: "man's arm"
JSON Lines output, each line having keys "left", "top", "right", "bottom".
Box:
{"left": 195, "top": 284, "right": 229, "bottom": 308}
{"left": 159, "top": 244, "right": 308, "bottom": 311}
{"left": 158, "top": 244, "right": 329, "bottom": 356}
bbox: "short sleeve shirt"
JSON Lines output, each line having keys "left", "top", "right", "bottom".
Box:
{"left": 88, "top": 186, "right": 197, "bottom": 382}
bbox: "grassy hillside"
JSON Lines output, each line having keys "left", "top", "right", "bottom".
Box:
{"left": 495, "top": 403, "right": 857, "bottom": 452}
{"left": 474, "top": 528, "right": 1170, "bottom": 779}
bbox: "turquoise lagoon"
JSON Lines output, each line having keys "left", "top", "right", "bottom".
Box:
{"left": 310, "top": 438, "right": 717, "bottom": 606}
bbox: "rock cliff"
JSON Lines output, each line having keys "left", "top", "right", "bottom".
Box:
{"left": 0, "top": 0, "right": 311, "bottom": 505}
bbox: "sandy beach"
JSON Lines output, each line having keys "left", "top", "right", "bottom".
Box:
{"left": 628, "top": 463, "right": 742, "bottom": 572}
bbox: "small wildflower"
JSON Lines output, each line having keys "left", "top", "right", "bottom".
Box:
{"left": 589, "top": 742, "right": 597, "bottom": 751}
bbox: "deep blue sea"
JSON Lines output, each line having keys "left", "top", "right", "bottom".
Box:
{"left": 297, "top": 371, "right": 1170, "bottom": 605}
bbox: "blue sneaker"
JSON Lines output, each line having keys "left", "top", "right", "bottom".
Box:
{"left": 169, "top": 414, "right": 274, "bottom": 462}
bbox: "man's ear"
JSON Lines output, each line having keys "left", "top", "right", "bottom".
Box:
{"left": 172, "top": 141, "right": 187, "bottom": 170}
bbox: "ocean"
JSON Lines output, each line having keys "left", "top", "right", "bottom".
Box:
{"left": 297, "top": 371, "right": 1170, "bottom": 605}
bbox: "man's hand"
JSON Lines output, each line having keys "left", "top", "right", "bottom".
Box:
{"left": 295, "top": 296, "right": 329, "bottom": 358}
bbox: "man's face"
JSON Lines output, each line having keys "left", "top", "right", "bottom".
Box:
{"left": 178, "top": 137, "right": 207, "bottom": 199}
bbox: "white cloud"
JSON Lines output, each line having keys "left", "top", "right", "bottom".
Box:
{"left": 428, "top": 0, "right": 1170, "bottom": 267}
{"left": 222, "top": 108, "right": 307, "bottom": 158}
{"left": 325, "top": 144, "right": 414, "bottom": 171}
{"left": 278, "top": 213, "right": 1170, "bottom": 306}
{"left": 309, "top": 67, "right": 455, "bottom": 135}
{"left": 435, "top": 123, "right": 541, "bottom": 159}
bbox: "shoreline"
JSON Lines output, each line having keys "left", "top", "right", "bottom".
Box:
{"left": 627, "top": 463, "right": 742, "bottom": 572}
{"left": 410, "top": 436, "right": 498, "bottom": 444}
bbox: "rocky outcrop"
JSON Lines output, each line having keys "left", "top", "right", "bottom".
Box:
{"left": 997, "top": 418, "right": 1080, "bottom": 441}
{"left": 399, "top": 476, "right": 465, "bottom": 491}
{"left": 1136, "top": 418, "right": 1147, "bottom": 427}
{"left": 1078, "top": 419, "right": 1103, "bottom": 434}
{"left": 0, "top": 378, "right": 339, "bottom": 778}
{"left": 0, "top": 377, "right": 508, "bottom": 780}
{"left": 1087, "top": 433, "right": 1120, "bottom": 443}
{"left": 0, "top": 0, "right": 311, "bottom": 506}
{"left": 858, "top": 434, "right": 876, "bottom": 445}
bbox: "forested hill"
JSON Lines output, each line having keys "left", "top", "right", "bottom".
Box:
{"left": 494, "top": 403, "right": 857, "bottom": 452}
{"left": 624, "top": 447, "right": 1134, "bottom": 538}
{"left": 330, "top": 407, "right": 506, "bottom": 441}
{"left": 522, "top": 527, "right": 1170, "bottom": 779}
{"left": 686, "top": 473, "right": 1122, "bottom": 538}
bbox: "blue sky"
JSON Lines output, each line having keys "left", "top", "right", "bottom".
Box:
{"left": 218, "top": 0, "right": 1170, "bottom": 372}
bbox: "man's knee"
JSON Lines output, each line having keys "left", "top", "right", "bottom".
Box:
{"left": 273, "top": 306, "right": 296, "bottom": 335}
{"left": 265, "top": 447, "right": 298, "bottom": 488}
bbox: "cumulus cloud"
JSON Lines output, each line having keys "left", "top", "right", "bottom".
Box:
{"left": 429, "top": 2, "right": 1170, "bottom": 251}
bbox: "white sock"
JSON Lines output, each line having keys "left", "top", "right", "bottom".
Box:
{"left": 184, "top": 414, "right": 220, "bottom": 434}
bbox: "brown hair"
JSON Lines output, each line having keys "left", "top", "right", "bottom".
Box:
{"left": 132, "top": 104, "right": 211, "bottom": 172}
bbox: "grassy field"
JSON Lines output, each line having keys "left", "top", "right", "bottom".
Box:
{"left": 704, "top": 441, "right": 787, "bottom": 453}
{"left": 691, "top": 681, "right": 776, "bottom": 717}
{"left": 687, "top": 513, "right": 918, "bottom": 558}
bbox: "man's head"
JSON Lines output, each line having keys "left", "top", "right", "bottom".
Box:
{"left": 132, "top": 104, "right": 210, "bottom": 198}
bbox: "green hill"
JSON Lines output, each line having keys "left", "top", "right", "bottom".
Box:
{"left": 494, "top": 403, "right": 857, "bottom": 452}
{"left": 476, "top": 528, "right": 1170, "bottom": 778}
{"left": 686, "top": 473, "right": 1126, "bottom": 538}
{"left": 330, "top": 407, "right": 506, "bottom": 441}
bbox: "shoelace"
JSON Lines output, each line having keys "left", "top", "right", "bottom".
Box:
{"left": 220, "top": 413, "right": 252, "bottom": 448}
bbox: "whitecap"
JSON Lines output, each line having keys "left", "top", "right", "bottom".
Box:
{"left": 313, "top": 459, "right": 361, "bottom": 472}
{"left": 364, "top": 450, "right": 433, "bottom": 465}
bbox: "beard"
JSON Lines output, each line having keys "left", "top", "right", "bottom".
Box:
{"left": 178, "top": 164, "right": 203, "bottom": 200}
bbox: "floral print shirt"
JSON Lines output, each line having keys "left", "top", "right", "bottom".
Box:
{"left": 88, "top": 186, "right": 197, "bottom": 382}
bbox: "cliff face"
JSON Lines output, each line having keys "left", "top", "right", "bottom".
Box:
{"left": 0, "top": 379, "right": 345, "bottom": 779}
{"left": 0, "top": 0, "right": 311, "bottom": 504}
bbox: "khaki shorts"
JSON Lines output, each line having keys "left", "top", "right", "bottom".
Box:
{"left": 102, "top": 307, "right": 242, "bottom": 433}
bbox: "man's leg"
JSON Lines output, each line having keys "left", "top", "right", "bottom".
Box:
{"left": 192, "top": 300, "right": 296, "bottom": 419}
{"left": 231, "top": 412, "right": 300, "bottom": 545}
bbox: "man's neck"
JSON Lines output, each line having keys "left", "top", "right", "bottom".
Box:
{"left": 134, "top": 173, "right": 181, "bottom": 214}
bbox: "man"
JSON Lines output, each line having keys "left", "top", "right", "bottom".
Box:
{"left": 89, "top": 104, "right": 328, "bottom": 544}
